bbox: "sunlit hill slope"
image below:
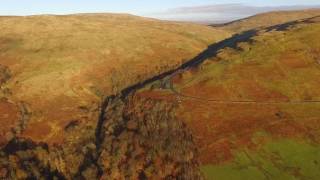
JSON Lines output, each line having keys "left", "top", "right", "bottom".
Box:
{"left": 214, "top": 9, "right": 320, "bottom": 33}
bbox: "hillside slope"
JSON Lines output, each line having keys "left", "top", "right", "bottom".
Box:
{"left": 214, "top": 9, "right": 320, "bottom": 33}
{"left": 0, "top": 14, "right": 229, "bottom": 144}
{"left": 0, "top": 14, "right": 230, "bottom": 179}
{"left": 134, "top": 16, "right": 320, "bottom": 179}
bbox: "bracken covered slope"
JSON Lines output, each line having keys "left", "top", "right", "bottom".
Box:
{"left": 0, "top": 14, "right": 230, "bottom": 179}
{"left": 214, "top": 9, "right": 320, "bottom": 33}
{"left": 135, "top": 16, "right": 320, "bottom": 179}
{"left": 0, "top": 14, "right": 229, "bottom": 144}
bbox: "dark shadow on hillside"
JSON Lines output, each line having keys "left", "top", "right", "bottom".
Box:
{"left": 120, "top": 29, "right": 258, "bottom": 97}
{"left": 212, "top": 14, "right": 320, "bottom": 33}
{"left": 266, "top": 15, "right": 320, "bottom": 32}
{"left": 120, "top": 15, "right": 320, "bottom": 98}
{"left": 210, "top": 14, "right": 257, "bottom": 27}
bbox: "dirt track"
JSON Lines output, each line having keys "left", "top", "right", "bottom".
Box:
{"left": 167, "top": 72, "right": 320, "bottom": 104}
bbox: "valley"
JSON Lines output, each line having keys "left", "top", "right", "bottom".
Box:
{"left": 1, "top": 9, "right": 320, "bottom": 179}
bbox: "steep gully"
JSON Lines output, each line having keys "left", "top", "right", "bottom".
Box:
{"left": 98, "top": 28, "right": 258, "bottom": 139}
{"left": 88, "top": 17, "right": 320, "bottom": 178}
{"left": 0, "top": 65, "right": 31, "bottom": 140}
{"left": 117, "top": 15, "right": 319, "bottom": 102}
{"left": 76, "top": 28, "right": 260, "bottom": 179}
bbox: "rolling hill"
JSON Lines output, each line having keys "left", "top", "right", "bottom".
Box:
{"left": 213, "top": 9, "right": 320, "bottom": 33}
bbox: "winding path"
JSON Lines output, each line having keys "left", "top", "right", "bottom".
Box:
{"left": 167, "top": 71, "right": 320, "bottom": 105}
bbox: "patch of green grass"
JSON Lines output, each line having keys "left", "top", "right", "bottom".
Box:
{"left": 201, "top": 138, "right": 320, "bottom": 180}
{"left": 264, "top": 139, "right": 320, "bottom": 179}
{"left": 201, "top": 164, "right": 265, "bottom": 180}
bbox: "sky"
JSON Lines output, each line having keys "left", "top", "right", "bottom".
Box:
{"left": 1, "top": 0, "right": 320, "bottom": 23}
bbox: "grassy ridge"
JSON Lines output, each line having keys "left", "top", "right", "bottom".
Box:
{"left": 215, "top": 9, "right": 320, "bottom": 33}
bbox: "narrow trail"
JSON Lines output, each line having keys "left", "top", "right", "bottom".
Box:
{"left": 167, "top": 71, "right": 320, "bottom": 105}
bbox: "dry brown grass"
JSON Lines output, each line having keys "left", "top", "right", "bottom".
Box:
{"left": 0, "top": 14, "right": 230, "bottom": 144}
